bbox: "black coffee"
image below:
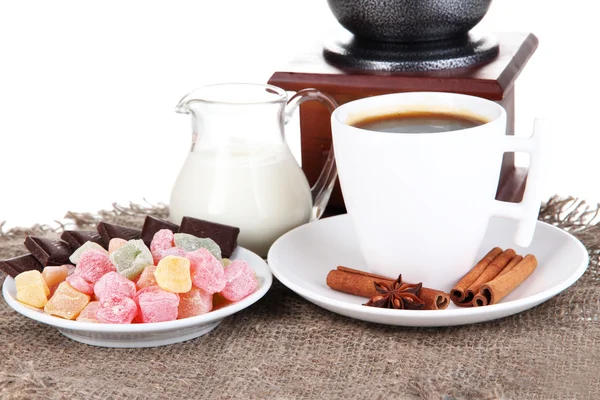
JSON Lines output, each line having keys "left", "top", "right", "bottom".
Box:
{"left": 351, "top": 111, "right": 488, "bottom": 133}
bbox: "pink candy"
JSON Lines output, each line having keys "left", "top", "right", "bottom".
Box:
{"left": 65, "top": 274, "right": 95, "bottom": 295}
{"left": 187, "top": 248, "right": 226, "bottom": 294}
{"left": 136, "top": 264, "right": 158, "bottom": 289}
{"left": 221, "top": 260, "right": 257, "bottom": 302}
{"left": 154, "top": 247, "right": 186, "bottom": 265}
{"left": 178, "top": 287, "right": 213, "bottom": 319}
{"left": 76, "top": 301, "right": 100, "bottom": 322}
{"left": 96, "top": 294, "right": 137, "bottom": 324}
{"left": 151, "top": 229, "right": 175, "bottom": 264}
{"left": 134, "top": 286, "right": 180, "bottom": 323}
{"left": 94, "top": 271, "right": 136, "bottom": 299}
{"left": 75, "top": 250, "right": 116, "bottom": 283}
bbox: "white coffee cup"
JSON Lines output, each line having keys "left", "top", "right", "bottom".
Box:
{"left": 331, "top": 92, "right": 544, "bottom": 290}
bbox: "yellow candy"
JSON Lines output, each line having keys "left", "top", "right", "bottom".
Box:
{"left": 15, "top": 270, "right": 50, "bottom": 308}
{"left": 42, "top": 265, "right": 69, "bottom": 288}
{"left": 155, "top": 256, "right": 192, "bottom": 293}
{"left": 222, "top": 258, "right": 232, "bottom": 267}
{"left": 44, "top": 282, "right": 90, "bottom": 320}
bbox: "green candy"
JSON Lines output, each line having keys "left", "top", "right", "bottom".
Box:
{"left": 69, "top": 241, "right": 107, "bottom": 265}
{"left": 173, "top": 233, "right": 222, "bottom": 262}
{"left": 109, "top": 239, "right": 153, "bottom": 280}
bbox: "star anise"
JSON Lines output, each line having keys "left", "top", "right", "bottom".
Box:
{"left": 363, "top": 275, "right": 425, "bottom": 310}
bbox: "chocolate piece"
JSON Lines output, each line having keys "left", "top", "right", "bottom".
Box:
{"left": 61, "top": 230, "right": 106, "bottom": 250}
{"left": 97, "top": 222, "right": 141, "bottom": 243}
{"left": 24, "top": 236, "right": 72, "bottom": 266}
{"left": 141, "top": 216, "right": 180, "bottom": 246}
{"left": 179, "top": 217, "right": 240, "bottom": 258}
{"left": 0, "top": 254, "right": 44, "bottom": 277}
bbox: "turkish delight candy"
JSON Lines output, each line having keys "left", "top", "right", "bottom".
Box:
{"left": 141, "top": 216, "right": 179, "bottom": 247}
{"left": 96, "top": 294, "right": 137, "bottom": 324}
{"left": 109, "top": 239, "right": 153, "bottom": 280}
{"left": 44, "top": 282, "right": 90, "bottom": 320}
{"left": 76, "top": 301, "right": 100, "bottom": 322}
{"left": 136, "top": 264, "right": 157, "bottom": 289}
{"left": 94, "top": 271, "right": 136, "bottom": 299}
{"left": 187, "top": 248, "right": 225, "bottom": 294}
{"left": 65, "top": 274, "right": 95, "bottom": 295}
{"left": 74, "top": 250, "right": 116, "bottom": 283}
{"left": 178, "top": 287, "right": 212, "bottom": 319}
{"left": 15, "top": 270, "right": 50, "bottom": 308}
{"left": 221, "top": 260, "right": 257, "bottom": 302}
{"left": 150, "top": 229, "right": 175, "bottom": 264}
{"left": 41, "top": 265, "right": 69, "bottom": 288}
{"left": 134, "top": 286, "right": 179, "bottom": 323}
{"left": 155, "top": 256, "right": 192, "bottom": 293}
{"left": 108, "top": 238, "right": 128, "bottom": 255}
{"left": 153, "top": 247, "right": 186, "bottom": 265}
{"left": 173, "top": 233, "right": 222, "bottom": 262}
{"left": 150, "top": 229, "right": 174, "bottom": 253}
{"left": 69, "top": 241, "right": 107, "bottom": 265}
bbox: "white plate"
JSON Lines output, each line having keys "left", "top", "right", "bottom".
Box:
{"left": 3, "top": 247, "right": 272, "bottom": 348}
{"left": 267, "top": 215, "right": 589, "bottom": 327}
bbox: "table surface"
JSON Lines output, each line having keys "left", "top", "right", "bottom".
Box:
{"left": 0, "top": 201, "right": 598, "bottom": 399}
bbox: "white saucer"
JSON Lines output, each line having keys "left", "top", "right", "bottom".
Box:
{"left": 267, "top": 215, "right": 589, "bottom": 327}
{"left": 3, "top": 246, "right": 272, "bottom": 348}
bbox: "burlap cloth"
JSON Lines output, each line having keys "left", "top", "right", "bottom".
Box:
{"left": 0, "top": 197, "right": 598, "bottom": 400}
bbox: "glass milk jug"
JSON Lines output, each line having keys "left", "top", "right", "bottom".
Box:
{"left": 170, "top": 83, "right": 338, "bottom": 257}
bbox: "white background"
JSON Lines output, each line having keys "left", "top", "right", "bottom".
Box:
{"left": 0, "top": 0, "right": 599, "bottom": 229}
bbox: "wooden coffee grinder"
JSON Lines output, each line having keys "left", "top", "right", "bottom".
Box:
{"left": 268, "top": 1, "right": 537, "bottom": 215}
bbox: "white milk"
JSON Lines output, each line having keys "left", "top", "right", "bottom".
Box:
{"left": 169, "top": 144, "right": 312, "bottom": 257}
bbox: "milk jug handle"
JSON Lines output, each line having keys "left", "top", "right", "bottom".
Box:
{"left": 285, "top": 89, "right": 339, "bottom": 221}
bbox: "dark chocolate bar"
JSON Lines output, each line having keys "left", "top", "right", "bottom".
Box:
{"left": 0, "top": 261, "right": 20, "bottom": 277}
{"left": 141, "top": 216, "right": 180, "bottom": 246}
{"left": 0, "top": 254, "right": 43, "bottom": 277}
{"left": 61, "top": 230, "right": 106, "bottom": 250}
{"left": 179, "top": 217, "right": 240, "bottom": 258}
{"left": 97, "top": 222, "right": 141, "bottom": 243}
{"left": 0, "top": 253, "right": 45, "bottom": 277}
{"left": 24, "top": 236, "right": 72, "bottom": 266}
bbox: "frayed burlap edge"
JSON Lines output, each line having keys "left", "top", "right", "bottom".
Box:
{"left": 0, "top": 201, "right": 169, "bottom": 239}
{"left": 1, "top": 194, "right": 596, "bottom": 238}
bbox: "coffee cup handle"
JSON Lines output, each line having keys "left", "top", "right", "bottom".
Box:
{"left": 491, "top": 119, "right": 546, "bottom": 247}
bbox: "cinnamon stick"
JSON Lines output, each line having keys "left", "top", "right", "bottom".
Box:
{"left": 450, "top": 247, "right": 502, "bottom": 304}
{"left": 496, "top": 254, "right": 524, "bottom": 278}
{"left": 326, "top": 267, "right": 450, "bottom": 310}
{"left": 473, "top": 254, "right": 538, "bottom": 307}
{"left": 454, "top": 249, "right": 516, "bottom": 307}
{"left": 472, "top": 254, "right": 522, "bottom": 306}
{"left": 337, "top": 265, "right": 394, "bottom": 281}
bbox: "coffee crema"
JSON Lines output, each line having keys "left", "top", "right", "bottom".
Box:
{"left": 350, "top": 111, "right": 489, "bottom": 134}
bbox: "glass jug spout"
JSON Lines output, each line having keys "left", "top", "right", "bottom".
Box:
{"left": 174, "top": 83, "right": 290, "bottom": 153}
